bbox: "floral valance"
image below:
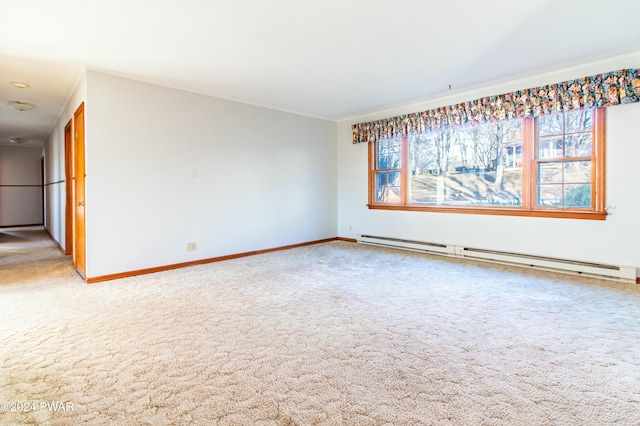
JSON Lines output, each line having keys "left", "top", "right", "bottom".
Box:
{"left": 352, "top": 68, "right": 640, "bottom": 144}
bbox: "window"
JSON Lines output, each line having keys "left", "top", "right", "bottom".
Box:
{"left": 374, "top": 138, "right": 402, "bottom": 203}
{"left": 535, "top": 109, "right": 596, "bottom": 209}
{"left": 369, "top": 108, "right": 606, "bottom": 219}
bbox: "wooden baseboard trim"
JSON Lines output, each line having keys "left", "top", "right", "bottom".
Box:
{"left": 337, "top": 237, "right": 357, "bottom": 243}
{"left": 86, "top": 237, "right": 339, "bottom": 284}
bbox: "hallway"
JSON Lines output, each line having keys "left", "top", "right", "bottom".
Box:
{"left": 0, "top": 226, "right": 77, "bottom": 287}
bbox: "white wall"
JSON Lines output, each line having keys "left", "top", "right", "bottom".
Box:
{"left": 44, "top": 72, "right": 86, "bottom": 250}
{"left": 337, "top": 54, "right": 640, "bottom": 273}
{"left": 0, "top": 145, "right": 43, "bottom": 226}
{"left": 84, "top": 71, "right": 337, "bottom": 278}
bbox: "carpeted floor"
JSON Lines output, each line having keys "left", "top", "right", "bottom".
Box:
{"left": 1, "top": 226, "right": 640, "bottom": 425}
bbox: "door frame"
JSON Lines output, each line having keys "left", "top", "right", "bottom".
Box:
{"left": 64, "top": 120, "right": 73, "bottom": 256}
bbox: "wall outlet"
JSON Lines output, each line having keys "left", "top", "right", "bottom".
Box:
{"left": 187, "top": 242, "right": 197, "bottom": 251}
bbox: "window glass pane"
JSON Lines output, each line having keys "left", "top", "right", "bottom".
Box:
{"left": 564, "top": 134, "right": 592, "bottom": 157}
{"left": 565, "top": 109, "right": 592, "bottom": 133}
{"left": 408, "top": 118, "right": 522, "bottom": 206}
{"left": 388, "top": 138, "right": 401, "bottom": 153}
{"left": 377, "top": 140, "right": 390, "bottom": 157}
{"left": 377, "top": 138, "right": 401, "bottom": 156}
{"left": 387, "top": 187, "right": 401, "bottom": 203}
{"left": 375, "top": 186, "right": 388, "bottom": 202}
{"left": 375, "top": 185, "right": 400, "bottom": 203}
{"left": 538, "top": 113, "right": 563, "bottom": 136}
{"left": 538, "top": 185, "right": 562, "bottom": 206}
{"left": 564, "top": 184, "right": 591, "bottom": 208}
{"left": 377, "top": 153, "right": 400, "bottom": 169}
{"left": 538, "top": 162, "right": 562, "bottom": 184}
{"left": 538, "top": 137, "right": 563, "bottom": 159}
{"left": 388, "top": 171, "right": 400, "bottom": 186}
{"left": 563, "top": 161, "right": 591, "bottom": 184}
{"left": 375, "top": 172, "right": 400, "bottom": 203}
{"left": 375, "top": 172, "right": 388, "bottom": 187}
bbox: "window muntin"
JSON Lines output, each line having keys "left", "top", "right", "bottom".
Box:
{"left": 368, "top": 108, "right": 605, "bottom": 219}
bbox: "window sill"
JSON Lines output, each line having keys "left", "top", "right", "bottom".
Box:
{"left": 367, "top": 204, "right": 607, "bottom": 220}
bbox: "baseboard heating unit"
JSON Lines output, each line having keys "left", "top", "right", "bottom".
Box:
{"left": 356, "top": 234, "right": 637, "bottom": 283}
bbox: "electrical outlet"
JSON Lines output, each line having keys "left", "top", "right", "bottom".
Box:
{"left": 187, "top": 242, "right": 197, "bottom": 251}
{"left": 349, "top": 225, "right": 352, "bottom": 231}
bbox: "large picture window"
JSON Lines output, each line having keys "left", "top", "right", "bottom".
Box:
{"left": 368, "top": 108, "right": 606, "bottom": 219}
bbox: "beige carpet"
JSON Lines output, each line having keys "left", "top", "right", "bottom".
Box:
{"left": 1, "top": 226, "right": 640, "bottom": 425}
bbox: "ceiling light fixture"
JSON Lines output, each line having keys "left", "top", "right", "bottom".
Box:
{"left": 10, "top": 137, "right": 28, "bottom": 144}
{"left": 7, "top": 100, "right": 37, "bottom": 111}
{"left": 11, "top": 82, "right": 30, "bottom": 89}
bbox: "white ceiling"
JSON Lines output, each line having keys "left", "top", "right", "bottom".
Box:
{"left": 2, "top": 0, "right": 640, "bottom": 148}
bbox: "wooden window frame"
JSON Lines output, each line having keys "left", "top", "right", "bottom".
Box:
{"left": 368, "top": 108, "right": 606, "bottom": 220}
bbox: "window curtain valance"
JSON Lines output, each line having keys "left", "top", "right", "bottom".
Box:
{"left": 352, "top": 68, "right": 640, "bottom": 144}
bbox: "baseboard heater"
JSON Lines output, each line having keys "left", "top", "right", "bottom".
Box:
{"left": 356, "top": 234, "right": 637, "bottom": 283}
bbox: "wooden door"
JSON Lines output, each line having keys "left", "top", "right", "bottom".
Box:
{"left": 73, "top": 103, "right": 86, "bottom": 278}
{"left": 64, "top": 120, "right": 73, "bottom": 256}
